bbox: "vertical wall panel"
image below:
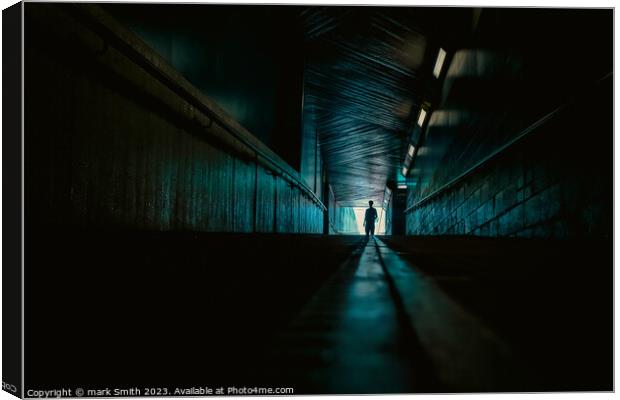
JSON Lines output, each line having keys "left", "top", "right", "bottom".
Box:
{"left": 297, "top": 195, "right": 305, "bottom": 233}
{"left": 291, "top": 190, "right": 300, "bottom": 233}
{"left": 233, "top": 157, "right": 257, "bottom": 232}
{"left": 202, "top": 143, "right": 234, "bottom": 232}
{"left": 275, "top": 178, "right": 292, "bottom": 233}
{"left": 255, "top": 164, "right": 276, "bottom": 233}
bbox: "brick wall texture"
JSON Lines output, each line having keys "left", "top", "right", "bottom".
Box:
{"left": 406, "top": 87, "right": 612, "bottom": 239}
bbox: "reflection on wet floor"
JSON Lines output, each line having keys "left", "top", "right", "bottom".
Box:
{"left": 261, "top": 238, "right": 417, "bottom": 394}
{"left": 258, "top": 236, "right": 530, "bottom": 393}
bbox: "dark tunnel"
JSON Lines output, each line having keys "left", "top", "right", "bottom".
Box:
{"left": 21, "top": 3, "right": 612, "bottom": 394}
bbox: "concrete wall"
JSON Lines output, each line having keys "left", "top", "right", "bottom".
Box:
{"left": 383, "top": 195, "right": 393, "bottom": 235}
{"left": 326, "top": 185, "right": 358, "bottom": 234}
{"left": 25, "top": 4, "right": 324, "bottom": 234}
{"left": 405, "top": 81, "right": 612, "bottom": 239}
{"left": 333, "top": 207, "right": 359, "bottom": 234}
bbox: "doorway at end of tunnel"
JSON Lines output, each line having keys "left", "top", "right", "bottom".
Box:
{"left": 353, "top": 207, "right": 387, "bottom": 236}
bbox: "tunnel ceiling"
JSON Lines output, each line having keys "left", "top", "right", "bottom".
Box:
{"left": 300, "top": 7, "right": 474, "bottom": 208}
{"left": 104, "top": 4, "right": 477, "bottom": 210}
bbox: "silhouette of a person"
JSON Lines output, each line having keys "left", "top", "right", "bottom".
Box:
{"left": 363, "top": 200, "right": 378, "bottom": 237}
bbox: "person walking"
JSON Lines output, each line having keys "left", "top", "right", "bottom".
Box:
{"left": 363, "top": 200, "right": 378, "bottom": 238}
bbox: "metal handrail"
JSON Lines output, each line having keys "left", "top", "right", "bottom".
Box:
{"left": 71, "top": 4, "right": 327, "bottom": 211}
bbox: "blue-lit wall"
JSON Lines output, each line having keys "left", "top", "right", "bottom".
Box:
{"left": 25, "top": 3, "right": 324, "bottom": 234}
{"left": 325, "top": 186, "right": 359, "bottom": 234}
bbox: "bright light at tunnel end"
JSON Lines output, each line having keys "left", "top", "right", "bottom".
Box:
{"left": 353, "top": 207, "right": 387, "bottom": 236}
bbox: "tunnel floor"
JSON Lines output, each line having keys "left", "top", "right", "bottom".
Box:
{"left": 257, "top": 238, "right": 421, "bottom": 393}
{"left": 26, "top": 231, "right": 611, "bottom": 393}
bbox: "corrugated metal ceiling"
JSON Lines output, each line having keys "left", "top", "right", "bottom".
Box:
{"left": 300, "top": 7, "right": 472, "bottom": 207}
